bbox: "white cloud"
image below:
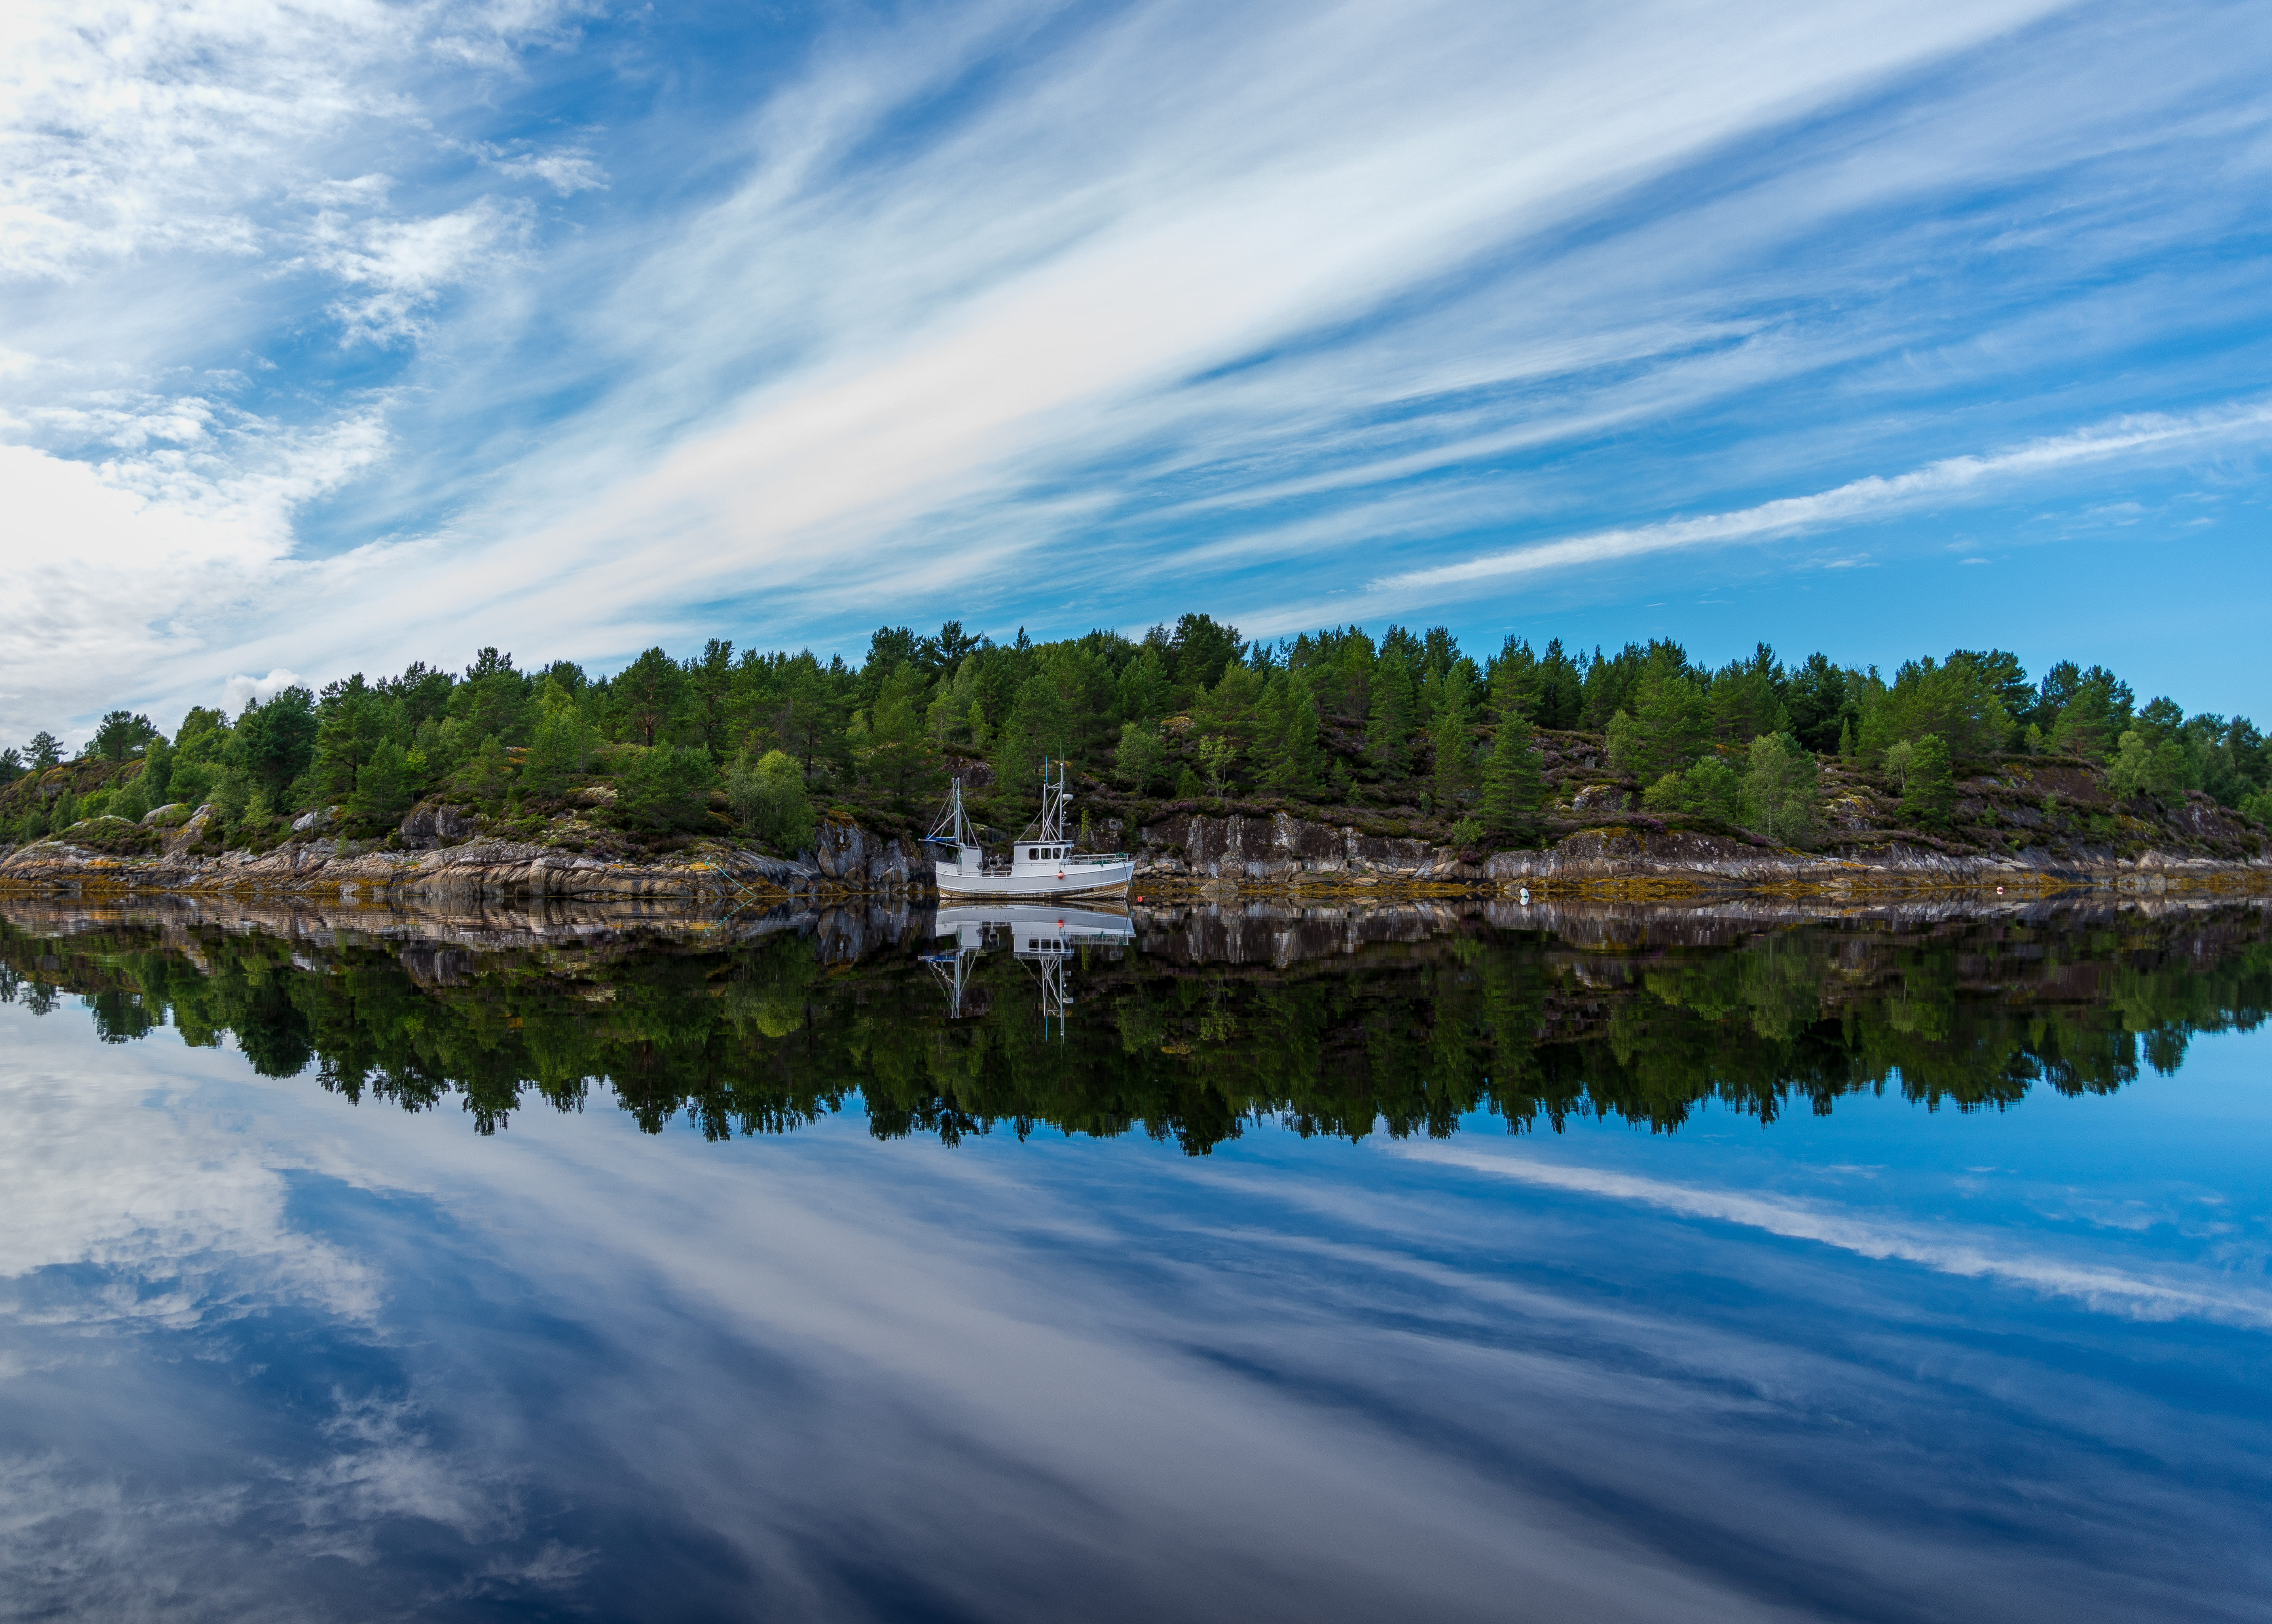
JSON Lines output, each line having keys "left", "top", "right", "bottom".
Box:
{"left": 311, "top": 197, "right": 531, "bottom": 344}
{"left": 1229, "top": 398, "right": 2272, "bottom": 631}
{"left": 220, "top": 668, "right": 306, "bottom": 714}
{"left": 6, "top": 0, "right": 2272, "bottom": 729}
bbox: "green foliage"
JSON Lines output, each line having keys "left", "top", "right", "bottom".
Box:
{"left": 113, "top": 770, "right": 151, "bottom": 826}
{"left": 0, "top": 749, "right": 20, "bottom": 788}
{"left": 47, "top": 789, "right": 77, "bottom": 835}
{"left": 1857, "top": 654, "right": 2011, "bottom": 760}
{"left": 351, "top": 739, "right": 416, "bottom": 827}
{"left": 1430, "top": 660, "right": 1479, "bottom": 809}
{"left": 1480, "top": 710, "right": 1548, "bottom": 844}
{"left": 452, "top": 647, "right": 537, "bottom": 746}
{"left": 1643, "top": 755, "right": 1743, "bottom": 824}
{"left": 1785, "top": 653, "right": 1853, "bottom": 755}
{"left": 855, "top": 666, "right": 942, "bottom": 809}
{"left": 1115, "top": 721, "right": 1169, "bottom": 793}
{"left": 139, "top": 736, "right": 174, "bottom": 804}
{"left": 1898, "top": 734, "right": 1956, "bottom": 827}
{"left": 1194, "top": 735, "right": 1236, "bottom": 797}
{"left": 523, "top": 687, "right": 600, "bottom": 794}
{"left": 1257, "top": 672, "right": 1324, "bottom": 797}
{"left": 1368, "top": 644, "right": 1417, "bottom": 779}
{"left": 91, "top": 710, "right": 161, "bottom": 761}
{"left": 212, "top": 770, "right": 252, "bottom": 827}
{"left": 26, "top": 732, "right": 63, "bottom": 770}
{"left": 314, "top": 675, "right": 387, "bottom": 799}
{"left": 1164, "top": 612, "right": 1244, "bottom": 696}
{"left": 725, "top": 749, "right": 815, "bottom": 852}
{"left": 1707, "top": 646, "right": 1788, "bottom": 746}
{"left": 21, "top": 613, "right": 2268, "bottom": 851}
{"left": 1740, "top": 734, "right": 1817, "bottom": 846}
{"left": 617, "top": 743, "right": 717, "bottom": 832}
{"left": 1606, "top": 670, "right": 1710, "bottom": 781}
{"left": 231, "top": 687, "right": 319, "bottom": 804}
{"left": 453, "top": 734, "right": 513, "bottom": 802}
{"left": 2108, "top": 729, "right": 2187, "bottom": 798}
{"left": 2042, "top": 664, "right": 2133, "bottom": 761}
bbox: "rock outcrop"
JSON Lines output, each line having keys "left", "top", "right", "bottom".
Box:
{"left": 1129, "top": 810, "right": 2270, "bottom": 897}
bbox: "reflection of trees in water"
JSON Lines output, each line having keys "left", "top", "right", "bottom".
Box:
{"left": 3, "top": 907, "right": 2270, "bottom": 1152}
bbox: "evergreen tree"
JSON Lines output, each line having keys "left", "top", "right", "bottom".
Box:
{"left": 1480, "top": 710, "right": 1548, "bottom": 844}
{"left": 1115, "top": 645, "right": 1173, "bottom": 724}
{"left": 1368, "top": 645, "right": 1416, "bottom": 779}
{"left": 26, "top": 732, "right": 63, "bottom": 770}
{"left": 1258, "top": 672, "right": 1323, "bottom": 797}
{"left": 231, "top": 687, "right": 318, "bottom": 806}
{"left": 313, "top": 676, "right": 385, "bottom": 799}
{"left": 1899, "top": 734, "right": 1956, "bottom": 827}
{"left": 618, "top": 743, "right": 716, "bottom": 831}
{"left": 1431, "top": 668, "right": 1477, "bottom": 809}
{"left": 91, "top": 710, "right": 160, "bottom": 761}
{"left": 1115, "top": 721, "right": 1168, "bottom": 793}
{"left": 351, "top": 739, "right": 416, "bottom": 827}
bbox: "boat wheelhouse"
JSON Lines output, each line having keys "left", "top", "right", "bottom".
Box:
{"left": 925, "top": 759, "right": 1135, "bottom": 900}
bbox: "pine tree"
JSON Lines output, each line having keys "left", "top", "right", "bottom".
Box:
{"left": 1258, "top": 672, "right": 1322, "bottom": 797}
{"left": 1432, "top": 675, "right": 1475, "bottom": 810}
{"left": 1900, "top": 733, "right": 1955, "bottom": 827}
{"left": 1480, "top": 710, "right": 1547, "bottom": 845}
{"left": 1368, "top": 647, "right": 1415, "bottom": 779}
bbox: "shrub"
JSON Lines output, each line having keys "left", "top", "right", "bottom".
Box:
{"left": 733, "top": 750, "right": 816, "bottom": 852}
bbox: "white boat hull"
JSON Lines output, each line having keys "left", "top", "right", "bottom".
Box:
{"left": 932, "top": 860, "right": 1134, "bottom": 900}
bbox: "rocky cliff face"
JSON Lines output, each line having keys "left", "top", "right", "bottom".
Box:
{"left": 1128, "top": 808, "right": 2270, "bottom": 896}
{"left": 0, "top": 803, "right": 927, "bottom": 904}
{"left": 4, "top": 783, "right": 2266, "bottom": 902}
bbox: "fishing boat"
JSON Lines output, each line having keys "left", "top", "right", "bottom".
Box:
{"left": 924, "top": 759, "right": 1135, "bottom": 900}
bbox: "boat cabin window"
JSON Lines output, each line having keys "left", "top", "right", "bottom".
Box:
{"left": 1028, "top": 847, "right": 1039, "bottom": 859}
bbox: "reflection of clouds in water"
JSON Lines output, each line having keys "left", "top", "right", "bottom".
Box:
{"left": 1405, "top": 1144, "right": 2272, "bottom": 1328}
{"left": 0, "top": 1013, "right": 377, "bottom": 1328}
{"left": 0, "top": 1004, "right": 2268, "bottom": 1620}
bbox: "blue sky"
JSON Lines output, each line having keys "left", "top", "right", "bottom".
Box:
{"left": 4, "top": 0, "right": 2270, "bottom": 742}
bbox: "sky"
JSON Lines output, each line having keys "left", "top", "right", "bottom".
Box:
{"left": 3, "top": 0, "right": 2270, "bottom": 745}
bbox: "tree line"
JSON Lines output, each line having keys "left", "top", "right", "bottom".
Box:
{"left": 5, "top": 614, "right": 2268, "bottom": 853}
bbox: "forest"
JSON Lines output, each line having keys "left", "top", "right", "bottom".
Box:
{"left": 4, "top": 612, "right": 2270, "bottom": 856}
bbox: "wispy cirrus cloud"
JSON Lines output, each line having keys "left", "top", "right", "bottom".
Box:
{"left": 6, "top": 0, "right": 2272, "bottom": 738}
{"left": 1233, "top": 398, "right": 2272, "bottom": 633}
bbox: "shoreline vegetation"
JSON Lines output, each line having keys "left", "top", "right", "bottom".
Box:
{"left": 3, "top": 615, "right": 2268, "bottom": 902}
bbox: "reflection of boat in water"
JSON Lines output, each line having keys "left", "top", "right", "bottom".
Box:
{"left": 922, "top": 904, "right": 1134, "bottom": 1029}
{"left": 924, "top": 761, "right": 1134, "bottom": 901}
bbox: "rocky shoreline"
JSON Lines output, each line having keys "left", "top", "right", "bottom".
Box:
{"left": 2, "top": 802, "right": 2266, "bottom": 904}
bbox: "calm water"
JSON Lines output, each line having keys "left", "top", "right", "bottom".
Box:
{"left": 1, "top": 895, "right": 2268, "bottom": 1622}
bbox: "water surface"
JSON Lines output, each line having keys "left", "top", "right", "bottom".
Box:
{"left": 1, "top": 896, "right": 2267, "bottom": 1622}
